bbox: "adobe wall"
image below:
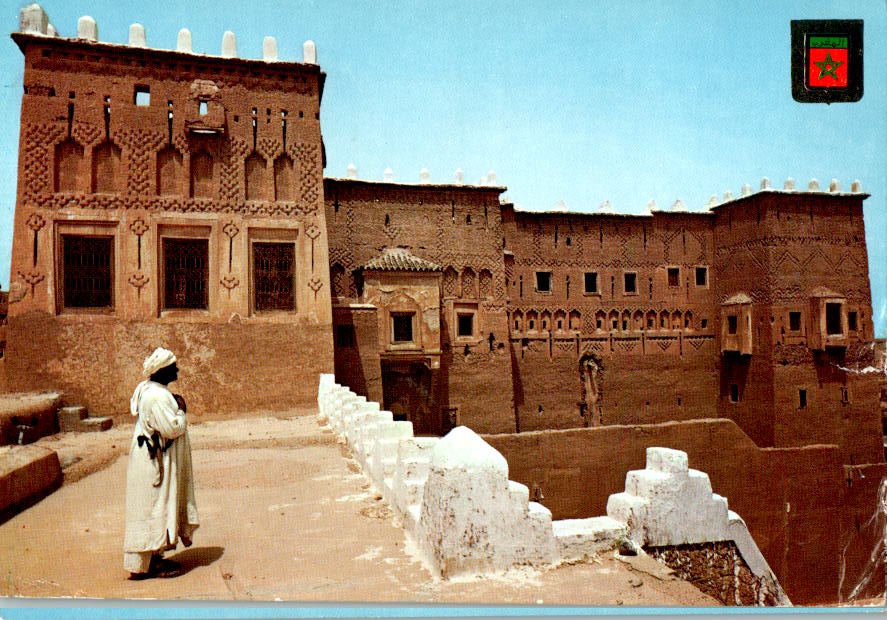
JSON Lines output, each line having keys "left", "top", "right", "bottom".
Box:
{"left": 713, "top": 193, "right": 880, "bottom": 462}
{"left": 484, "top": 419, "right": 883, "bottom": 605}
{"left": 332, "top": 305, "right": 383, "bottom": 404}
{"left": 8, "top": 33, "right": 334, "bottom": 412}
{"left": 505, "top": 210, "right": 720, "bottom": 431}
{"left": 5, "top": 311, "right": 331, "bottom": 415}
{"left": 325, "top": 179, "right": 515, "bottom": 433}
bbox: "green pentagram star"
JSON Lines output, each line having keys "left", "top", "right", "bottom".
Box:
{"left": 814, "top": 52, "right": 842, "bottom": 80}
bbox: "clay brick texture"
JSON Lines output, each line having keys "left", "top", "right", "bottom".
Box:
{"left": 8, "top": 33, "right": 334, "bottom": 413}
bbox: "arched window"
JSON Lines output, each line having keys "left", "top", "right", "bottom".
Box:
{"left": 91, "top": 141, "right": 122, "bottom": 193}
{"left": 245, "top": 152, "right": 266, "bottom": 201}
{"left": 274, "top": 154, "right": 295, "bottom": 201}
{"left": 190, "top": 151, "right": 214, "bottom": 198}
{"left": 156, "top": 146, "right": 182, "bottom": 196}
{"left": 55, "top": 139, "right": 84, "bottom": 192}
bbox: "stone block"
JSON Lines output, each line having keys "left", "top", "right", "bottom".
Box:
{"left": 0, "top": 445, "right": 62, "bottom": 516}
{"left": 58, "top": 405, "right": 87, "bottom": 432}
{"left": 553, "top": 516, "right": 627, "bottom": 561}
{"left": 80, "top": 417, "right": 113, "bottom": 432}
{"left": 0, "top": 393, "right": 61, "bottom": 446}
{"left": 646, "top": 447, "right": 688, "bottom": 474}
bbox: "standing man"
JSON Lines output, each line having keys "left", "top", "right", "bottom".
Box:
{"left": 124, "top": 347, "right": 199, "bottom": 579}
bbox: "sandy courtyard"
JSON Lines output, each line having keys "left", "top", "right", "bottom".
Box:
{"left": 0, "top": 410, "right": 718, "bottom": 606}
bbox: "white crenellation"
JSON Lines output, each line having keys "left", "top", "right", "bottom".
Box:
{"left": 316, "top": 377, "right": 789, "bottom": 605}
{"left": 383, "top": 167, "right": 394, "bottom": 182}
{"left": 784, "top": 177, "right": 795, "bottom": 190}
{"left": 128, "top": 23, "right": 146, "bottom": 48}
{"left": 487, "top": 169, "right": 497, "bottom": 185}
{"left": 419, "top": 168, "right": 430, "bottom": 183}
{"left": 741, "top": 183, "right": 752, "bottom": 197}
{"left": 20, "top": 4, "right": 48, "bottom": 35}
{"left": 177, "top": 28, "right": 193, "bottom": 53}
{"left": 454, "top": 168, "right": 464, "bottom": 184}
{"left": 263, "top": 36, "right": 278, "bottom": 61}
{"left": 808, "top": 178, "right": 820, "bottom": 191}
{"left": 829, "top": 178, "right": 840, "bottom": 192}
{"left": 851, "top": 179, "right": 862, "bottom": 193}
{"left": 47, "top": 23, "right": 56, "bottom": 36}
{"left": 671, "top": 198, "right": 687, "bottom": 212}
{"left": 705, "top": 195, "right": 718, "bottom": 209}
{"left": 760, "top": 177, "right": 771, "bottom": 190}
{"left": 723, "top": 191, "right": 733, "bottom": 202}
{"left": 77, "top": 15, "right": 97, "bottom": 41}
{"left": 303, "top": 40, "right": 317, "bottom": 64}
{"left": 221, "top": 31, "right": 237, "bottom": 57}
{"left": 598, "top": 200, "right": 613, "bottom": 214}
{"left": 346, "top": 163, "right": 358, "bottom": 179}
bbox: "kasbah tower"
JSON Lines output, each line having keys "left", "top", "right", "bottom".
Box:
{"left": 7, "top": 4, "right": 887, "bottom": 605}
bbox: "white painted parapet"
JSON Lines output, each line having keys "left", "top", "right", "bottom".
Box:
{"left": 418, "top": 427, "right": 556, "bottom": 577}
{"left": 606, "top": 447, "right": 790, "bottom": 605}
{"left": 316, "top": 377, "right": 789, "bottom": 605}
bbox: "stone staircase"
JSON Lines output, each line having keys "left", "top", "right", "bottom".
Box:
{"left": 57, "top": 405, "right": 113, "bottom": 433}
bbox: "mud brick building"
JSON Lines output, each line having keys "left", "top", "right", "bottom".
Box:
{"left": 7, "top": 7, "right": 886, "bottom": 604}
{"left": 7, "top": 11, "right": 333, "bottom": 415}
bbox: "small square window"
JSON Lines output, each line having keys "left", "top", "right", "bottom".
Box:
{"left": 335, "top": 324, "right": 355, "bottom": 348}
{"left": 392, "top": 313, "right": 414, "bottom": 343}
{"left": 695, "top": 266, "right": 707, "bottom": 287}
{"left": 584, "top": 272, "right": 598, "bottom": 294}
{"left": 826, "top": 303, "right": 842, "bottom": 335}
{"left": 624, "top": 272, "right": 637, "bottom": 294}
{"left": 730, "top": 384, "right": 739, "bottom": 403}
{"left": 727, "top": 315, "right": 738, "bottom": 335}
{"left": 668, "top": 267, "right": 680, "bottom": 287}
{"left": 789, "top": 312, "right": 801, "bottom": 332}
{"left": 535, "top": 272, "right": 551, "bottom": 293}
{"left": 457, "top": 313, "right": 474, "bottom": 338}
{"left": 848, "top": 312, "right": 858, "bottom": 332}
{"left": 134, "top": 86, "right": 150, "bottom": 106}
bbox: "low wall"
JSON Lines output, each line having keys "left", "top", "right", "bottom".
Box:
{"left": 485, "top": 420, "right": 884, "bottom": 605}
{"left": 0, "top": 444, "right": 62, "bottom": 518}
{"left": 318, "top": 375, "right": 787, "bottom": 605}
{"left": 0, "top": 392, "right": 61, "bottom": 445}
{"left": 5, "top": 312, "right": 334, "bottom": 415}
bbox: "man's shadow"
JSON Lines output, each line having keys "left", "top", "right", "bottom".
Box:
{"left": 165, "top": 546, "right": 224, "bottom": 577}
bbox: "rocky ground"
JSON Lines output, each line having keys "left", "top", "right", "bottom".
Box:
{"left": 0, "top": 409, "right": 720, "bottom": 606}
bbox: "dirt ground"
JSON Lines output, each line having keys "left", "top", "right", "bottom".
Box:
{"left": 0, "top": 410, "right": 720, "bottom": 606}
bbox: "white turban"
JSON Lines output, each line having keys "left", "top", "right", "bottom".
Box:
{"left": 143, "top": 347, "right": 177, "bottom": 378}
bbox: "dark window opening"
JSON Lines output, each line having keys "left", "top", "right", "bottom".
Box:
{"left": 826, "top": 303, "right": 842, "bottom": 335}
{"left": 514, "top": 319, "right": 519, "bottom": 331}
{"left": 528, "top": 319, "right": 535, "bottom": 330}
{"left": 163, "top": 238, "right": 208, "bottom": 310}
{"left": 647, "top": 316, "right": 654, "bottom": 329}
{"left": 335, "top": 324, "right": 355, "bottom": 348}
{"left": 667, "top": 267, "right": 680, "bottom": 287}
{"left": 134, "top": 86, "right": 150, "bottom": 106}
{"left": 253, "top": 242, "right": 295, "bottom": 311}
{"left": 701, "top": 318, "right": 708, "bottom": 329}
{"left": 789, "top": 312, "right": 801, "bottom": 332}
{"left": 457, "top": 313, "right": 474, "bottom": 338}
{"left": 584, "top": 272, "right": 598, "bottom": 294}
{"left": 799, "top": 389, "right": 807, "bottom": 409}
{"left": 728, "top": 315, "right": 738, "bottom": 335}
{"left": 596, "top": 318, "right": 602, "bottom": 329}
{"left": 62, "top": 235, "right": 113, "bottom": 309}
{"left": 730, "top": 384, "right": 739, "bottom": 403}
{"left": 624, "top": 272, "right": 637, "bottom": 294}
{"left": 392, "top": 314, "right": 414, "bottom": 343}
{"left": 557, "top": 319, "right": 563, "bottom": 330}
{"left": 695, "top": 266, "right": 707, "bottom": 286}
{"left": 536, "top": 272, "right": 551, "bottom": 293}
{"left": 848, "top": 311, "right": 858, "bottom": 332}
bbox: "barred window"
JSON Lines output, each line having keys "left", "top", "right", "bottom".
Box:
{"left": 253, "top": 242, "right": 295, "bottom": 311}
{"left": 62, "top": 235, "right": 113, "bottom": 309}
{"left": 163, "top": 238, "right": 208, "bottom": 309}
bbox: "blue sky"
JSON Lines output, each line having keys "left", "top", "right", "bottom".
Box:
{"left": 0, "top": 0, "right": 884, "bottom": 335}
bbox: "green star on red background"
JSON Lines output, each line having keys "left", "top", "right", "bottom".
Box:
{"left": 814, "top": 52, "right": 842, "bottom": 80}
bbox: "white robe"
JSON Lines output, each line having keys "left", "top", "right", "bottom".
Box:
{"left": 123, "top": 380, "right": 199, "bottom": 573}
